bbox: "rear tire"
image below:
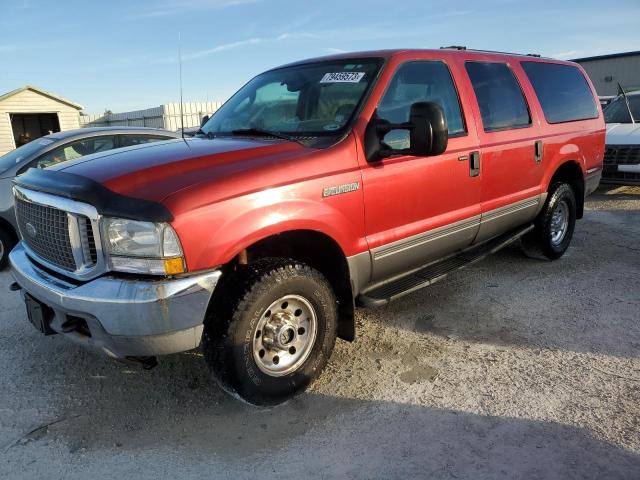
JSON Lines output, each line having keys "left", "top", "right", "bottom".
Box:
{"left": 202, "top": 258, "right": 337, "bottom": 406}
{"left": 0, "top": 227, "right": 15, "bottom": 270}
{"left": 521, "top": 182, "right": 577, "bottom": 260}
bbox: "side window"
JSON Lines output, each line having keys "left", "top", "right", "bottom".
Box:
{"left": 33, "top": 136, "right": 116, "bottom": 169}
{"left": 119, "top": 135, "right": 171, "bottom": 147}
{"left": 377, "top": 61, "right": 466, "bottom": 150}
{"left": 465, "top": 62, "right": 531, "bottom": 132}
{"left": 521, "top": 62, "right": 598, "bottom": 123}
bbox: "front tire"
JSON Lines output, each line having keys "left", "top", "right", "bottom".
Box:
{"left": 203, "top": 258, "right": 337, "bottom": 405}
{"left": 521, "top": 182, "right": 577, "bottom": 260}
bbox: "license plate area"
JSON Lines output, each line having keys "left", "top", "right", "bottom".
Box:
{"left": 24, "top": 293, "right": 56, "bottom": 335}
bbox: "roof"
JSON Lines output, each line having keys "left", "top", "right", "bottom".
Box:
{"left": 274, "top": 48, "right": 556, "bottom": 70}
{"left": 0, "top": 85, "right": 83, "bottom": 110}
{"left": 46, "top": 126, "right": 180, "bottom": 140}
{"left": 572, "top": 51, "right": 640, "bottom": 63}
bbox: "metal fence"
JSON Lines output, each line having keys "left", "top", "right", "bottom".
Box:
{"left": 79, "top": 101, "right": 223, "bottom": 131}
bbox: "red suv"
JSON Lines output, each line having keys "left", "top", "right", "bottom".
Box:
{"left": 10, "top": 48, "right": 604, "bottom": 405}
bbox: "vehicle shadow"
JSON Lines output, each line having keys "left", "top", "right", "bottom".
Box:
{"left": 363, "top": 203, "right": 640, "bottom": 359}
{"left": 2, "top": 347, "right": 639, "bottom": 480}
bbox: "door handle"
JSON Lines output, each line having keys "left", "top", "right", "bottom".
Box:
{"left": 534, "top": 140, "right": 543, "bottom": 163}
{"left": 469, "top": 151, "right": 480, "bottom": 177}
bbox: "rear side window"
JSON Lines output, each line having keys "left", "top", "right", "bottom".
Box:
{"left": 521, "top": 62, "right": 598, "bottom": 124}
{"left": 32, "top": 136, "right": 116, "bottom": 169}
{"left": 465, "top": 62, "right": 531, "bottom": 132}
{"left": 119, "top": 135, "right": 172, "bottom": 147}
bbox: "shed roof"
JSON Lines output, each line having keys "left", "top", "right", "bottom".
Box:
{"left": 572, "top": 51, "right": 640, "bottom": 63}
{"left": 0, "top": 85, "right": 83, "bottom": 110}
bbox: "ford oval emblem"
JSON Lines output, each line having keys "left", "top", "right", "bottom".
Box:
{"left": 25, "top": 222, "right": 37, "bottom": 238}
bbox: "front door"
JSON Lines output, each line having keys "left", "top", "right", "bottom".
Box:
{"left": 358, "top": 58, "right": 482, "bottom": 282}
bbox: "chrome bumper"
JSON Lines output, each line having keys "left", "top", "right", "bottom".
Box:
{"left": 9, "top": 243, "right": 221, "bottom": 358}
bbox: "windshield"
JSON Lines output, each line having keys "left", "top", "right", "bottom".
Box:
{"left": 201, "top": 59, "right": 382, "bottom": 143}
{"left": 604, "top": 94, "right": 640, "bottom": 123}
{"left": 0, "top": 138, "right": 54, "bottom": 174}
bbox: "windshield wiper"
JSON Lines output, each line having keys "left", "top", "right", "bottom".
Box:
{"left": 196, "top": 129, "right": 215, "bottom": 139}
{"left": 230, "top": 128, "right": 304, "bottom": 145}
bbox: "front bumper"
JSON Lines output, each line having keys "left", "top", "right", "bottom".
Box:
{"left": 9, "top": 243, "right": 221, "bottom": 358}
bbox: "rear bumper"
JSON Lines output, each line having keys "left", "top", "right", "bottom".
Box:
{"left": 9, "top": 243, "right": 221, "bottom": 358}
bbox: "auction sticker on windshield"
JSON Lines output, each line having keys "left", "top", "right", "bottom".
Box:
{"left": 320, "top": 72, "right": 365, "bottom": 83}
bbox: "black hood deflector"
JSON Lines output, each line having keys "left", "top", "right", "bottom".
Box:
{"left": 13, "top": 168, "right": 173, "bottom": 222}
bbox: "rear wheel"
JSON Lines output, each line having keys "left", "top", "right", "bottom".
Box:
{"left": 203, "top": 258, "right": 337, "bottom": 405}
{"left": 0, "top": 227, "right": 15, "bottom": 270}
{"left": 521, "top": 182, "right": 577, "bottom": 260}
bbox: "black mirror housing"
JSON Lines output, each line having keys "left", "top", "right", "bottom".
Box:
{"left": 409, "top": 102, "right": 448, "bottom": 156}
{"left": 364, "top": 101, "right": 448, "bottom": 162}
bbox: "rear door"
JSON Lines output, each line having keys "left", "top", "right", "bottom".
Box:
{"left": 461, "top": 59, "right": 545, "bottom": 243}
{"left": 358, "top": 55, "right": 482, "bottom": 282}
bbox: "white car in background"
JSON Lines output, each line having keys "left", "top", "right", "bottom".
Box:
{"left": 603, "top": 91, "right": 640, "bottom": 184}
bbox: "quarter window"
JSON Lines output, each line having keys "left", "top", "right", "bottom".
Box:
{"left": 377, "top": 61, "right": 465, "bottom": 150}
{"left": 521, "top": 62, "right": 598, "bottom": 124}
{"left": 465, "top": 62, "right": 531, "bottom": 132}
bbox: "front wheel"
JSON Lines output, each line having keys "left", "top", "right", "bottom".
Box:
{"left": 203, "top": 258, "right": 337, "bottom": 405}
{"left": 521, "top": 182, "right": 577, "bottom": 260}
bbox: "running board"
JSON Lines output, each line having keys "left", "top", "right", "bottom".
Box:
{"left": 358, "top": 224, "right": 534, "bottom": 307}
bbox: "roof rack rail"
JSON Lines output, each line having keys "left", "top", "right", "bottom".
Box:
{"left": 440, "top": 46, "right": 541, "bottom": 57}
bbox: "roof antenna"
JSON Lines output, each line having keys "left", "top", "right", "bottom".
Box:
{"left": 178, "top": 32, "right": 186, "bottom": 141}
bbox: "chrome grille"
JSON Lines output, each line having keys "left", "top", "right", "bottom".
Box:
{"left": 15, "top": 197, "right": 77, "bottom": 271}
{"left": 604, "top": 145, "right": 640, "bottom": 166}
{"left": 13, "top": 187, "right": 104, "bottom": 280}
{"left": 603, "top": 144, "right": 640, "bottom": 183}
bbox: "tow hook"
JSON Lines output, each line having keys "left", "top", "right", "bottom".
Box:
{"left": 126, "top": 356, "right": 158, "bottom": 370}
{"left": 9, "top": 282, "right": 21, "bottom": 292}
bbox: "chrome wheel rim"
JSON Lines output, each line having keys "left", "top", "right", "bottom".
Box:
{"left": 252, "top": 295, "right": 317, "bottom": 377}
{"left": 550, "top": 200, "right": 569, "bottom": 246}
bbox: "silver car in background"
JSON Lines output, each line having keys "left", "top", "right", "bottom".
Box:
{"left": 0, "top": 127, "right": 180, "bottom": 268}
{"left": 603, "top": 91, "right": 640, "bottom": 185}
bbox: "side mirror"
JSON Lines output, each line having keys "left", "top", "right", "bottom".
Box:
{"left": 409, "top": 102, "right": 448, "bottom": 156}
{"left": 364, "top": 101, "right": 448, "bottom": 162}
{"left": 200, "top": 115, "right": 210, "bottom": 127}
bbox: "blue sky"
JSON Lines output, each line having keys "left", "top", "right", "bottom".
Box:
{"left": 1, "top": 0, "right": 639, "bottom": 114}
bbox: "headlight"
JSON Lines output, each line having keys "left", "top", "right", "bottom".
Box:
{"left": 101, "top": 218, "right": 185, "bottom": 275}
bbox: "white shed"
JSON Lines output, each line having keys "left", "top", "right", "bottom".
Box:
{"left": 0, "top": 85, "right": 83, "bottom": 156}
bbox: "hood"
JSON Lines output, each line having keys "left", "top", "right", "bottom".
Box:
{"left": 54, "top": 137, "right": 306, "bottom": 202}
{"left": 605, "top": 123, "right": 640, "bottom": 145}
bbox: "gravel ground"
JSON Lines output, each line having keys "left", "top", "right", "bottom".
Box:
{"left": 0, "top": 185, "right": 639, "bottom": 479}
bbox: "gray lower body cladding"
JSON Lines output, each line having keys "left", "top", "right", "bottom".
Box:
{"left": 364, "top": 194, "right": 544, "bottom": 286}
